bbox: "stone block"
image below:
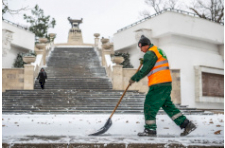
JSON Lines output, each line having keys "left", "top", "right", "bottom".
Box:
{"left": 11, "top": 143, "right": 67, "bottom": 148}
{"left": 113, "top": 65, "right": 123, "bottom": 90}
{"left": 68, "top": 28, "right": 83, "bottom": 44}
{"left": 2, "top": 69, "right": 24, "bottom": 92}
{"left": 127, "top": 143, "right": 165, "bottom": 148}
{"left": 24, "top": 64, "right": 34, "bottom": 90}
{"left": 69, "top": 143, "right": 125, "bottom": 148}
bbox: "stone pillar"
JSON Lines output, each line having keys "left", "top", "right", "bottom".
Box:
{"left": 112, "top": 56, "right": 124, "bottom": 90}
{"left": 68, "top": 28, "right": 83, "bottom": 44}
{"left": 43, "top": 47, "right": 47, "bottom": 65}
{"left": 101, "top": 38, "right": 109, "bottom": 66}
{"left": 95, "top": 38, "right": 100, "bottom": 47}
{"left": 103, "top": 50, "right": 111, "bottom": 56}
{"left": 94, "top": 33, "right": 100, "bottom": 47}
{"left": 67, "top": 18, "right": 83, "bottom": 44}
{"left": 35, "top": 50, "right": 44, "bottom": 55}
{"left": 24, "top": 64, "right": 34, "bottom": 90}
{"left": 113, "top": 65, "right": 123, "bottom": 90}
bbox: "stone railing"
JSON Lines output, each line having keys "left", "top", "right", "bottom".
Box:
{"left": 2, "top": 34, "right": 56, "bottom": 92}
{"left": 94, "top": 34, "right": 148, "bottom": 93}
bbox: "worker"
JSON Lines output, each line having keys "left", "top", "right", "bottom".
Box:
{"left": 129, "top": 35, "right": 196, "bottom": 136}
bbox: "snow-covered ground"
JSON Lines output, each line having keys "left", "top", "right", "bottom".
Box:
{"left": 2, "top": 114, "right": 224, "bottom": 146}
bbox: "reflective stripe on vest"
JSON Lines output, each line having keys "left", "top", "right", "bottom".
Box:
{"left": 154, "top": 59, "right": 168, "bottom": 66}
{"left": 147, "top": 66, "right": 169, "bottom": 77}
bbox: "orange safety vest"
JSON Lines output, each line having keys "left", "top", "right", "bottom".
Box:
{"left": 147, "top": 46, "right": 172, "bottom": 86}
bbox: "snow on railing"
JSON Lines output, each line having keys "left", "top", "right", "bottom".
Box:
{"left": 117, "top": 9, "right": 224, "bottom": 33}
{"left": 105, "top": 54, "right": 116, "bottom": 71}
{"left": 31, "top": 54, "right": 43, "bottom": 80}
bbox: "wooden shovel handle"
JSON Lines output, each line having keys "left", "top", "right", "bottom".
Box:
{"left": 109, "top": 63, "right": 143, "bottom": 118}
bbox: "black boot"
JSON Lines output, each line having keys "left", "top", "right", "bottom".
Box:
{"left": 138, "top": 129, "right": 157, "bottom": 137}
{"left": 180, "top": 119, "right": 197, "bottom": 136}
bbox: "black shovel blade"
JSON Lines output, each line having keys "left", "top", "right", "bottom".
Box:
{"left": 89, "top": 118, "right": 112, "bottom": 136}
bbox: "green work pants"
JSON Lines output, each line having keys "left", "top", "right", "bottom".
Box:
{"left": 144, "top": 83, "right": 186, "bottom": 130}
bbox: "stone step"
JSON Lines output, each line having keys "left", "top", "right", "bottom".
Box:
{"left": 2, "top": 47, "right": 199, "bottom": 115}
{"left": 1, "top": 143, "right": 221, "bottom": 148}
{"left": 2, "top": 108, "right": 206, "bottom": 115}
{"left": 3, "top": 96, "right": 144, "bottom": 99}
{"left": 2, "top": 105, "right": 197, "bottom": 111}
{"left": 3, "top": 93, "right": 144, "bottom": 97}
{"left": 4, "top": 89, "right": 142, "bottom": 93}
{"left": 2, "top": 104, "right": 192, "bottom": 110}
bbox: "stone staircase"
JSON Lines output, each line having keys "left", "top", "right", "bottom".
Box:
{"left": 2, "top": 47, "right": 209, "bottom": 115}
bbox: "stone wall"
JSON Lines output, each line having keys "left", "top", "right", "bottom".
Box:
{"left": 122, "top": 68, "right": 148, "bottom": 93}
{"left": 2, "top": 68, "right": 24, "bottom": 92}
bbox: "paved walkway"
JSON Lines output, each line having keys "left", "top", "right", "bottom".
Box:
{"left": 2, "top": 114, "right": 224, "bottom": 147}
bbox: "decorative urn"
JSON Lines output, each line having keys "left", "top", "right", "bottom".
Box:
{"left": 94, "top": 33, "right": 100, "bottom": 38}
{"left": 39, "top": 38, "right": 48, "bottom": 43}
{"left": 112, "top": 56, "right": 124, "bottom": 65}
{"left": 23, "top": 56, "right": 36, "bottom": 64}
{"left": 101, "top": 38, "right": 109, "bottom": 44}
{"left": 36, "top": 43, "right": 46, "bottom": 50}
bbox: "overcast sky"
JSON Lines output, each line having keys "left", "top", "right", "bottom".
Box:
{"left": 3, "top": 0, "right": 190, "bottom": 44}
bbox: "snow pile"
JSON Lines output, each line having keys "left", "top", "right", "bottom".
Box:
{"left": 2, "top": 114, "right": 224, "bottom": 146}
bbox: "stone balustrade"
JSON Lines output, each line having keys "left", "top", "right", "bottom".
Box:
{"left": 94, "top": 36, "right": 149, "bottom": 93}
{"left": 2, "top": 39, "right": 54, "bottom": 92}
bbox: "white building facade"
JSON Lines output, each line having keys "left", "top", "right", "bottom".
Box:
{"left": 2, "top": 20, "right": 35, "bottom": 68}
{"left": 113, "top": 11, "right": 224, "bottom": 109}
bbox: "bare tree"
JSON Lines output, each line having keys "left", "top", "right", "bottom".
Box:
{"left": 189, "top": 0, "right": 224, "bottom": 23}
{"left": 145, "top": 0, "right": 163, "bottom": 13}
{"left": 165, "top": 0, "right": 178, "bottom": 9}
{"left": 2, "top": 0, "right": 29, "bottom": 19}
{"left": 140, "top": 0, "right": 180, "bottom": 19}
{"left": 139, "top": 10, "right": 151, "bottom": 18}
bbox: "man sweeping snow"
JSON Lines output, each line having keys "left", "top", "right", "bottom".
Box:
{"left": 129, "top": 35, "right": 196, "bottom": 136}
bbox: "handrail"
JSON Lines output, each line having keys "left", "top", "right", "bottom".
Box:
{"left": 117, "top": 9, "right": 224, "bottom": 33}
{"left": 2, "top": 19, "right": 32, "bottom": 32}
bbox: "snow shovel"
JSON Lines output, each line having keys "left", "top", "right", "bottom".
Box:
{"left": 89, "top": 63, "right": 143, "bottom": 136}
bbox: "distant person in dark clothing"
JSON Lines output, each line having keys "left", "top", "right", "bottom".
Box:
{"left": 37, "top": 68, "right": 47, "bottom": 90}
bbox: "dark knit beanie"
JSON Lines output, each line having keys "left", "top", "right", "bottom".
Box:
{"left": 138, "top": 35, "right": 151, "bottom": 47}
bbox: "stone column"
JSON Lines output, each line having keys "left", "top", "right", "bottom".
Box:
{"left": 112, "top": 57, "right": 124, "bottom": 90}
{"left": 101, "top": 38, "right": 109, "bottom": 66}
{"left": 113, "top": 65, "right": 123, "bottom": 90}
{"left": 24, "top": 64, "right": 34, "bottom": 90}
{"left": 94, "top": 33, "right": 100, "bottom": 47}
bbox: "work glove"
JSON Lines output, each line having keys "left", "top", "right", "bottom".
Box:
{"left": 129, "top": 79, "right": 135, "bottom": 86}
{"left": 139, "top": 58, "right": 143, "bottom": 64}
